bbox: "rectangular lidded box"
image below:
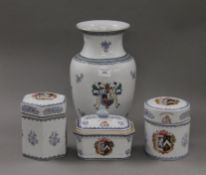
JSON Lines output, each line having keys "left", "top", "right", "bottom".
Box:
{"left": 74, "top": 110, "right": 135, "bottom": 159}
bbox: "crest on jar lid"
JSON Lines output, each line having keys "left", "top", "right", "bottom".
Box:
{"left": 145, "top": 96, "right": 189, "bottom": 111}
{"left": 21, "top": 91, "right": 66, "bottom": 117}
{"left": 32, "top": 92, "right": 57, "bottom": 100}
{"left": 144, "top": 96, "right": 191, "bottom": 125}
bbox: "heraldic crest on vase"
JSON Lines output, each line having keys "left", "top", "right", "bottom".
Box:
{"left": 92, "top": 82, "right": 122, "bottom": 110}
{"left": 95, "top": 138, "right": 114, "bottom": 156}
{"left": 152, "top": 130, "right": 176, "bottom": 154}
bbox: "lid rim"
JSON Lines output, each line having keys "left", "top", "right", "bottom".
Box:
{"left": 76, "top": 20, "right": 130, "bottom": 33}
{"left": 144, "top": 101, "right": 190, "bottom": 111}
{"left": 74, "top": 121, "right": 135, "bottom": 136}
{"left": 145, "top": 118, "right": 191, "bottom": 127}
{"left": 73, "top": 132, "right": 135, "bottom": 137}
{"left": 21, "top": 100, "right": 66, "bottom": 107}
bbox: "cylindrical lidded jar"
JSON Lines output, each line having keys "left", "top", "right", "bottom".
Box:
{"left": 144, "top": 96, "right": 191, "bottom": 160}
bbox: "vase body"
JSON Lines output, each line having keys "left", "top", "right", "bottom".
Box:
{"left": 70, "top": 20, "right": 136, "bottom": 117}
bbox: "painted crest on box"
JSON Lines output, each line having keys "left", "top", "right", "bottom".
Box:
{"left": 94, "top": 138, "right": 114, "bottom": 156}
{"left": 152, "top": 130, "right": 176, "bottom": 154}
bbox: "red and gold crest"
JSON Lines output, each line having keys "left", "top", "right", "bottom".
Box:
{"left": 92, "top": 82, "right": 122, "bottom": 109}
{"left": 32, "top": 92, "right": 57, "bottom": 100}
{"left": 152, "top": 130, "right": 176, "bottom": 154}
{"left": 94, "top": 138, "right": 114, "bottom": 156}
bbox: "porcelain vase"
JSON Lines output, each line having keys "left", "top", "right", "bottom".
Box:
{"left": 70, "top": 20, "right": 136, "bottom": 117}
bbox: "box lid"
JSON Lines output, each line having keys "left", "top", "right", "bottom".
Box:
{"left": 144, "top": 96, "right": 190, "bottom": 125}
{"left": 21, "top": 92, "right": 66, "bottom": 117}
{"left": 74, "top": 109, "right": 135, "bottom": 136}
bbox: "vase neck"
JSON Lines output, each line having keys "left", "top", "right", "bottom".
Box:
{"left": 80, "top": 33, "right": 126, "bottom": 59}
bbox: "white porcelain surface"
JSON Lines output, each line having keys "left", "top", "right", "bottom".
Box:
{"left": 144, "top": 96, "right": 190, "bottom": 124}
{"left": 145, "top": 121, "right": 190, "bottom": 159}
{"left": 78, "top": 109, "right": 129, "bottom": 129}
{"left": 144, "top": 96, "right": 191, "bottom": 160}
{"left": 74, "top": 110, "right": 135, "bottom": 159}
{"left": 22, "top": 117, "right": 67, "bottom": 159}
{"left": 21, "top": 92, "right": 67, "bottom": 159}
{"left": 21, "top": 92, "right": 66, "bottom": 117}
{"left": 75, "top": 135, "right": 133, "bottom": 159}
{"left": 80, "top": 33, "right": 126, "bottom": 59}
{"left": 70, "top": 20, "right": 136, "bottom": 118}
{"left": 76, "top": 20, "right": 130, "bottom": 33}
{"left": 71, "top": 57, "right": 136, "bottom": 117}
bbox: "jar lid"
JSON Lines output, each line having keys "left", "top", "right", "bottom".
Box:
{"left": 144, "top": 96, "right": 190, "bottom": 125}
{"left": 21, "top": 92, "right": 66, "bottom": 117}
{"left": 74, "top": 109, "right": 135, "bottom": 136}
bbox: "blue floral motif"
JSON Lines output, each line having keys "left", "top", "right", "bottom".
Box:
{"left": 22, "top": 105, "right": 39, "bottom": 115}
{"left": 85, "top": 115, "right": 96, "bottom": 119}
{"left": 78, "top": 109, "right": 86, "bottom": 116}
{"left": 181, "top": 133, "right": 189, "bottom": 147}
{"left": 118, "top": 121, "right": 125, "bottom": 126}
{"left": 49, "top": 132, "right": 60, "bottom": 146}
{"left": 130, "top": 70, "right": 136, "bottom": 80}
{"left": 127, "top": 136, "right": 132, "bottom": 143}
{"left": 43, "top": 106, "right": 63, "bottom": 115}
{"left": 101, "top": 41, "right": 111, "bottom": 52}
{"left": 125, "top": 149, "right": 131, "bottom": 156}
{"left": 82, "top": 120, "right": 89, "bottom": 126}
{"left": 179, "top": 111, "right": 190, "bottom": 121}
{"left": 144, "top": 109, "right": 155, "bottom": 119}
{"left": 28, "top": 131, "right": 38, "bottom": 146}
{"left": 76, "top": 135, "right": 82, "bottom": 143}
{"left": 77, "top": 149, "right": 83, "bottom": 156}
{"left": 75, "top": 73, "right": 84, "bottom": 83}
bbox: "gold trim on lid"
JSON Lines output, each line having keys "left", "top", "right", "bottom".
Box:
{"left": 74, "top": 121, "right": 135, "bottom": 136}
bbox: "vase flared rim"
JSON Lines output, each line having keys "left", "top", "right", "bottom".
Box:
{"left": 76, "top": 20, "right": 130, "bottom": 33}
